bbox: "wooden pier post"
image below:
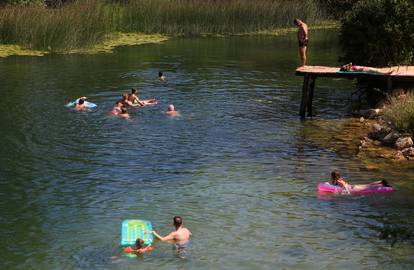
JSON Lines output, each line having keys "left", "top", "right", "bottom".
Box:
{"left": 307, "top": 76, "right": 316, "bottom": 116}
{"left": 299, "top": 74, "right": 310, "bottom": 117}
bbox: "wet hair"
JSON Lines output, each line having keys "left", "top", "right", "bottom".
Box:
{"left": 131, "top": 88, "right": 137, "bottom": 94}
{"left": 121, "top": 107, "right": 128, "bottom": 114}
{"left": 135, "top": 238, "right": 144, "bottom": 249}
{"left": 115, "top": 100, "right": 123, "bottom": 105}
{"left": 293, "top": 18, "right": 300, "bottom": 25}
{"left": 78, "top": 98, "right": 85, "bottom": 105}
{"left": 173, "top": 216, "right": 182, "bottom": 227}
{"left": 158, "top": 71, "right": 163, "bottom": 77}
{"left": 331, "top": 170, "right": 341, "bottom": 184}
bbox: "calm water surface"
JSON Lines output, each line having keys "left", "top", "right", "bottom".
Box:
{"left": 0, "top": 31, "right": 413, "bottom": 270}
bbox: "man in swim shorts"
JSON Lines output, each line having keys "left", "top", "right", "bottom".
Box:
{"left": 151, "top": 216, "right": 191, "bottom": 258}
{"left": 152, "top": 216, "right": 191, "bottom": 242}
{"left": 294, "top": 18, "right": 308, "bottom": 67}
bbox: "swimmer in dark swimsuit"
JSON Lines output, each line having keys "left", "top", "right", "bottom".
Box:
{"left": 294, "top": 18, "right": 309, "bottom": 67}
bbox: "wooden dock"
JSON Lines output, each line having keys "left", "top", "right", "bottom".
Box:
{"left": 295, "top": 65, "right": 414, "bottom": 117}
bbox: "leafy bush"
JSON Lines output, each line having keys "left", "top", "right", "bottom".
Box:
{"left": 383, "top": 92, "right": 414, "bottom": 135}
{"left": 339, "top": 0, "right": 414, "bottom": 66}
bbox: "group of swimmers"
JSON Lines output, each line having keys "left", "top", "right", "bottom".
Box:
{"left": 123, "top": 216, "right": 191, "bottom": 258}
{"left": 73, "top": 72, "right": 180, "bottom": 118}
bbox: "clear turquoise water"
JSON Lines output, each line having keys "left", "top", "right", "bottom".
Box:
{"left": 0, "top": 31, "right": 413, "bottom": 270}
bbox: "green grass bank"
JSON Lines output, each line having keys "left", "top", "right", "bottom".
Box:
{"left": 0, "top": 0, "right": 330, "bottom": 57}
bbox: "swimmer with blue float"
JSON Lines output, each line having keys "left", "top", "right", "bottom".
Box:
{"left": 151, "top": 216, "right": 191, "bottom": 258}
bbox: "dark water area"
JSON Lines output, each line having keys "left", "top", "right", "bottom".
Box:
{"left": 0, "top": 30, "right": 413, "bottom": 269}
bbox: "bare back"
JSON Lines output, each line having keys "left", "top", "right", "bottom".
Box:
{"left": 174, "top": 227, "right": 191, "bottom": 242}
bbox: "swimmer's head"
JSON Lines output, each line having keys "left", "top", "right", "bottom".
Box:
{"left": 78, "top": 98, "right": 85, "bottom": 105}
{"left": 331, "top": 170, "right": 341, "bottom": 184}
{"left": 173, "top": 216, "right": 182, "bottom": 228}
{"left": 158, "top": 71, "right": 163, "bottom": 77}
{"left": 293, "top": 18, "right": 300, "bottom": 26}
{"left": 168, "top": 104, "right": 175, "bottom": 111}
{"left": 135, "top": 238, "right": 144, "bottom": 249}
{"left": 131, "top": 88, "right": 137, "bottom": 94}
{"left": 115, "top": 100, "right": 123, "bottom": 106}
{"left": 122, "top": 93, "right": 128, "bottom": 100}
{"left": 121, "top": 107, "right": 128, "bottom": 114}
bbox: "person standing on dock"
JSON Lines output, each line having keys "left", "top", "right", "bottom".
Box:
{"left": 294, "top": 18, "right": 308, "bottom": 67}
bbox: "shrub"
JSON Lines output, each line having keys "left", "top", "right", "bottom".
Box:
{"left": 383, "top": 92, "right": 414, "bottom": 135}
{"left": 339, "top": 0, "right": 414, "bottom": 66}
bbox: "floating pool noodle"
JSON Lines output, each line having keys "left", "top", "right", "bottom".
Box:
{"left": 120, "top": 219, "right": 153, "bottom": 247}
{"left": 317, "top": 182, "right": 393, "bottom": 195}
{"left": 66, "top": 98, "right": 97, "bottom": 109}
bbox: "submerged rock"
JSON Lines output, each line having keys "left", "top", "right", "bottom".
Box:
{"left": 395, "top": 137, "right": 413, "bottom": 150}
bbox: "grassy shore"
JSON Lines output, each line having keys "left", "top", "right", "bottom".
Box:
{"left": 0, "top": 0, "right": 329, "bottom": 57}
{"left": 383, "top": 92, "right": 414, "bottom": 135}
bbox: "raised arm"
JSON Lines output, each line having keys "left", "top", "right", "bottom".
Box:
{"left": 152, "top": 230, "right": 176, "bottom": 241}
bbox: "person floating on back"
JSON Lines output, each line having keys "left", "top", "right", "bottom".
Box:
{"left": 75, "top": 97, "right": 90, "bottom": 112}
{"left": 294, "top": 18, "right": 308, "bottom": 67}
{"left": 159, "top": 71, "right": 166, "bottom": 81}
{"left": 123, "top": 238, "right": 153, "bottom": 255}
{"left": 331, "top": 170, "right": 391, "bottom": 194}
{"left": 165, "top": 104, "right": 180, "bottom": 117}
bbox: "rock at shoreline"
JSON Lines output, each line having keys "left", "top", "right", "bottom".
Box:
{"left": 402, "top": 147, "right": 414, "bottom": 158}
{"left": 368, "top": 123, "right": 390, "bottom": 140}
{"left": 382, "top": 132, "right": 400, "bottom": 146}
{"left": 395, "top": 151, "right": 406, "bottom": 160}
{"left": 395, "top": 137, "right": 413, "bottom": 150}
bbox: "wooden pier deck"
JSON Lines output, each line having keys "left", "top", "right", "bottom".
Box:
{"left": 295, "top": 65, "right": 414, "bottom": 117}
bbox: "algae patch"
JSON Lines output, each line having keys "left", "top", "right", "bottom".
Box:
{"left": 66, "top": 33, "right": 169, "bottom": 54}
{"left": 0, "top": 33, "right": 169, "bottom": 58}
{"left": 0, "top": 44, "right": 48, "bottom": 58}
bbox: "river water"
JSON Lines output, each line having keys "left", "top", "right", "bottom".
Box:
{"left": 0, "top": 30, "right": 413, "bottom": 270}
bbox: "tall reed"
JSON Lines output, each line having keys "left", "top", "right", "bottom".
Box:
{"left": 0, "top": 0, "right": 325, "bottom": 51}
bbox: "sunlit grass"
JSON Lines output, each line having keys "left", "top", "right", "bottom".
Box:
{"left": 0, "top": 0, "right": 328, "bottom": 55}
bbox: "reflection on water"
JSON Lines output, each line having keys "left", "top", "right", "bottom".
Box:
{"left": 0, "top": 31, "right": 413, "bottom": 270}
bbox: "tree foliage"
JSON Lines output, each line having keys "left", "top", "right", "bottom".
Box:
{"left": 339, "top": 0, "right": 414, "bottom": 66}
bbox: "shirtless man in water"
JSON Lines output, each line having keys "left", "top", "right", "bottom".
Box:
{"left": 152, "top": 216, "right": 191, "bottom": 243}
{"left": 128, "top": 88, "right": 146, "bottom": 106}
{"left": 294, "top": 18, "right": 308, "bottom": 67}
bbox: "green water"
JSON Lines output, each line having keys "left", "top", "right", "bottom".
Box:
{"left": 0, "top": 30, "right": 413, "bottom": 270}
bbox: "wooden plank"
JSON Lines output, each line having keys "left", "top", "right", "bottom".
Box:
{"left": 295, "top": 65, "right": 414, "bottom": 80}
{"left": 300, "top": 74, "right": 310, "bottom": 117}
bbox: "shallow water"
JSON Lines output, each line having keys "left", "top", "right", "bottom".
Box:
{"left": 0, "top": 30, "right": 413, "bottom": 270}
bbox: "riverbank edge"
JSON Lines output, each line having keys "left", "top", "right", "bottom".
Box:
{"left": 0, "top": 21, "right": 338, "bottom": 58}
{"left": 357, "top": 109, "right": 414, "bottom": 162}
